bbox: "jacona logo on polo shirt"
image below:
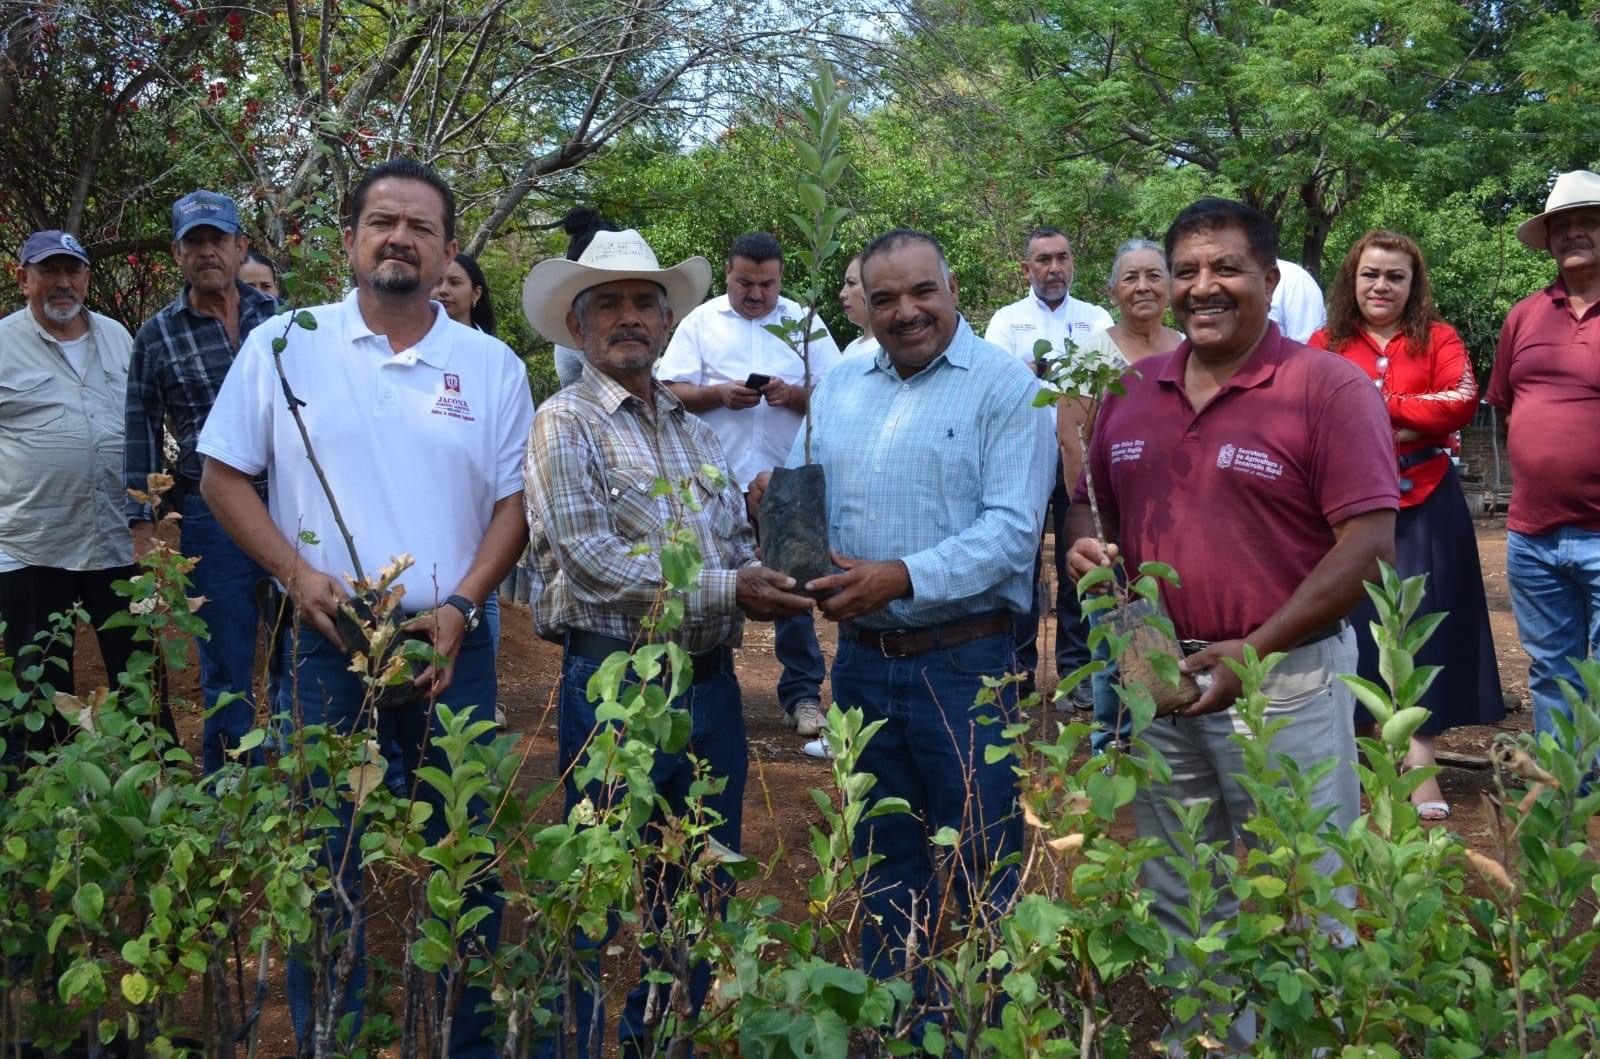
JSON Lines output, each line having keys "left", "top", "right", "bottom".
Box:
{"left": 432, "top": 372, "right": 475, "bottom": 422}
{"left": 1216, "top": 443, "right": 1283, "bottom": 480}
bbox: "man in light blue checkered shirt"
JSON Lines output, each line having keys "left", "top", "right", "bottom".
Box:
{"left": 760, "top": 228, "right": 1053, "bottom": 1007}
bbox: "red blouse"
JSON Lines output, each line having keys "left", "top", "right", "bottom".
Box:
{"left": 1307, "top": 321, "right": 1477, "bottom": 507}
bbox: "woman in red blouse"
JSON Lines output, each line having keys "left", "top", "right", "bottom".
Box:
{"left": 1309, "top": 229, "right": 1504, "bottom": 820}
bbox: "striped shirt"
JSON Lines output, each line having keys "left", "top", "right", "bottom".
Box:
{"left": 525, "top": 362, "right": 758, "bottom": 653}
{"left": 792, "top": 317, "right": 1054, "bottom": 629}
{"left": 124, "top": 281, "right": 278, "bottom": 519}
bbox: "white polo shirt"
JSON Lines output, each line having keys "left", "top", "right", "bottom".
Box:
{"left": 983, "top": 291, "right": 1113, "bottom": 365}
{"left": 198, "top": 291, "right": 535, "bottom": 613}
{"left": 840, "top": 334, "right": 879, "bottom": 360}
{"left": 656, "top": 293, "right": 841, "bottom": 490}
{"left": 1269, "top": 258, "right": 1327, "bottom": 342}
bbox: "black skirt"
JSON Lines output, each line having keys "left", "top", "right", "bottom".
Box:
{"left": 1352, "top": 462, "right": 1505, "bottom": 734}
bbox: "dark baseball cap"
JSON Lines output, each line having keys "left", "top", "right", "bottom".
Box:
{"left": 20, "top": 229, "right": 90, "bottom": 266}
{"left": 172, "top": 190, "right": 241, "bottom": 240}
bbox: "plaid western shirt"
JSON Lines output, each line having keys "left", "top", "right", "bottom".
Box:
{"left": 525, "top": 362, "right": 758, "bottom": 653}
{"left": 123, "top": 281, "right": 279, "bottom": 520}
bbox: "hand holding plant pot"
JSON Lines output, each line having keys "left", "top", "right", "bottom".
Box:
{"left": 1042, "top": 337, "right": 1200, "bottom": 719}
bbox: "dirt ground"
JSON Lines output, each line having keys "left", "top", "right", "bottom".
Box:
{"left": 52, "top": 519, "right": 1581, "bottom": 1054}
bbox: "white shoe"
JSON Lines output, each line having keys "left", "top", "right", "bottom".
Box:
{"left": 791, "top": 699, "right": 824, "bottom": 737}
{"left": 495, "top": 703, "right": 508, "bottom": 729}
{"left": 803, "top": 734, "right": 833, "bottom": 760}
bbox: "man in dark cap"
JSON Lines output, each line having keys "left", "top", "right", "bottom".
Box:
{"left": 124, "top": 190, "right": 279, "bottom": 774}
{"left": 0, "top": 230, "right": 137, "bottom": 757}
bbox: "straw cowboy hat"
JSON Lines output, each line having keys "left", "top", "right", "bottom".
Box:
{"left": 521, "top": 229, "right": 711, "bottom": 349}
{"left": 1516, "top": 169, "right": 1600, "bottom": 251}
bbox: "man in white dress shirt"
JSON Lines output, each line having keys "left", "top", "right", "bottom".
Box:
{"left": 657, "top": 232, "right": 842, "bottom": 738}
{"left": 984, "top": 227, "right": 1112, "bottom": 704}
{"left": 1268, "top": 257, "right": 1327, "bottom": 342}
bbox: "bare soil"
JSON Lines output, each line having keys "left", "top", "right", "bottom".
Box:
{"left": 49, "top": 520, "right": 1596, "bottom": 1055}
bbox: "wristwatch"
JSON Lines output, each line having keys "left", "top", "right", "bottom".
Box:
{"left": 443, "top": 594, "right": 481, "bottom": 632}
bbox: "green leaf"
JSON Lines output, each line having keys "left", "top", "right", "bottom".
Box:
{"left": 796, "top": 180, "right": 826, "bottom": 214}
{"left": 293, "top": 310, "right": 319, "bottom": 330}
{"left": 1250, "top": 875, "right": 1287, "bottom": 899}
{"left": 121, "top": 971, "right": 152, "bottom": 1005}
{"left": 73, "top": 881, "right": 105, "bottom": 925}
{"left": 271, "top": 337, "right": 287, "bottom": 353}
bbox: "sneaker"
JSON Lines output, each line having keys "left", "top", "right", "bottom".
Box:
{"left": 494, "top": 703, "right": 508, "bottom": 729}
{"left": 791, "top": 699, "right": 825, "bottom": 737}
{"left": 1069, "top": 683, "right": 1094, "bottom": 712}
{"left": 803, "top": 734, "right": 833, "bottom": 760}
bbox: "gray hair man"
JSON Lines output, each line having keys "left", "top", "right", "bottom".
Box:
{"left": 124, "top": 189, "right": 280, "bottom": 774}
{"left": 0, "top": 230, "right": 140, "bottom": 760}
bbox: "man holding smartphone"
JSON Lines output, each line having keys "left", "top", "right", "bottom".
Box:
{"left": 658, "top": 232, "right": 843, "bottom": 742}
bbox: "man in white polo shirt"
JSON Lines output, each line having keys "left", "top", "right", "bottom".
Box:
{"left": 984, "top": 226, "right": 1112, "bottom": 704}
{"left": 658, "top": 231, "right": 842, "bottom": 738}
{"left": 198, "top": 158, "right": 532, "bottom": 1057}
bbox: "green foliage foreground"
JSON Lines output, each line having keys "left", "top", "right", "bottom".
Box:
{"left": 1, "top": 485, "right": 1598, "bottom": 1057}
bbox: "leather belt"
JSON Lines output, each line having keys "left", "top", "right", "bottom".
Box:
{"left": 564, "top": 629, "right": 730, "bottom": 685}
{"left": 1178, "top": 620, "right": 1348, "bottom": 657}
{"left": 843, "top": 610, "right": 1012, "bottom": 659}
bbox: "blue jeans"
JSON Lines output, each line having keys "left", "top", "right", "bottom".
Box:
{"left": 1015, "top": 466, "right": 1091, "bottom": 679}
{"left": 1088, "top": 608, "right": 1127, "bottom": 753}
{"left": 277, "top": 623, "right": 503, "bottom": 1058}
{"left": 775, "top": 612, "right": 825, "bottom": 711}
{"left": 1507, "top": 528, "right": 1600, "bottom": 743}
{"left": 832, "top": 628, "right": 1022, "bottom": 988}
{"left": 549, "top": 644, "right": 747, "bottom": 1059}
{"left": 180, "top": 491, "right": 269, "bottom": 774}
{"left": 380, "top": 594, "right": 500, "bottom": 795}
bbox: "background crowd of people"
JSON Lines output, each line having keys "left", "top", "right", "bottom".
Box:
{"left": 1, "top": 157, "right": 1597, "bottom": 1056}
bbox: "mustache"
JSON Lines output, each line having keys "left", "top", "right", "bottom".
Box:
{"left": 607, "top": 329, "right": 651, "bottom": 347}
{"left": 1180, "top": 297, "right": 1236, "bottom": 312}
{"left": 379, "top": 248, "right": 419, "bottom": 266}
{"left": 889, "top": 315, "right": 934, "bottom": 335}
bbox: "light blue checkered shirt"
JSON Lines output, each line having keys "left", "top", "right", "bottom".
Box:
{"left": 788, "top": 317, "right": 1054, "bottom": 629}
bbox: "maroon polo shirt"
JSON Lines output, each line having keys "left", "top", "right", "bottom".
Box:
{"left": 1076, "top": 325, "right": 1399, "bottom": 642}
{"left": 1485, "top": 279, "right": 1600, "bottom": 535}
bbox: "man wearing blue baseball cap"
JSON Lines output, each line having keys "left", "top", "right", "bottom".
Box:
{"left": 123, "top": 190, "right": 280, "bottom": 775}
{"left": 0, "top": 230, "right": 140, "bottom": 760}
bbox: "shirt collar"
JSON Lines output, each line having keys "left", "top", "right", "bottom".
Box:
{"left": 711, "top": 292, "right": 789, "bottom": 325}
{"left": 340, "top": 288, "right": 453, "bottom": 368}
{"left": 24, "top": 307, "right": 93, "bottom": 347}
{"left": 1159, "top": 322, "right": 1287, "bottom": 394}
{"left": 175, "top": 280, "right": 275, "bottom": 320}
{"left": 861, "top": 315, "right": 977, "bottom": 377}
{"left": 579, "top": 359, "right": 682, "bottom": 418}
{"left": 1032, "top": 292, "right": 1076, "bottom": 317}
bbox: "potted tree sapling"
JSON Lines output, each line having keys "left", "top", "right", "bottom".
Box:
{"left": 757, "top": 62, "right": 852, "bottom": 594}
{"left": 1038, "top": 337, "right": 1200, "bottom": 720}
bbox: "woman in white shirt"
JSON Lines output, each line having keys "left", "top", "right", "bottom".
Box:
{"left": 1061, "top": 238, "right": 1183, "bottom": 752}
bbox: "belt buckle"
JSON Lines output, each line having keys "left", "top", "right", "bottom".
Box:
{"left": 1178, "top": 639, "right": 1210, "bottom": 657}
{"left": 877, "top": 628, "right": 912, "bottom": 658}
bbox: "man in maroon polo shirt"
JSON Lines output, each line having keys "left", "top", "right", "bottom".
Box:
{"left": 1067, "top": 198, "right": 1397, "bottom": 1052}
{"left": 1486, "top": 169, "right": 1600, "bottom": 751}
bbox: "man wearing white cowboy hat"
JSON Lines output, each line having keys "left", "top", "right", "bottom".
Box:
{"left": 1488, "top": 169, "right": 1600, "bottom": 751}
{"left": 521, "top": 228, "right": 813, "bottom": 1059}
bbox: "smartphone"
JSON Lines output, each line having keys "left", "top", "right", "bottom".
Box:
{"left": 744, "top": 372, "right": 773, "bottom": 390}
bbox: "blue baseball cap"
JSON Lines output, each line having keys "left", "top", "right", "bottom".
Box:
{"left": 19, "top": 229, "right": 90, "bottom": 266}
{"left": 171, "top": 190, "right": 242, "bottom": 240}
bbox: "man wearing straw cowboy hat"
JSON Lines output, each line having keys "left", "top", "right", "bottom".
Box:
{"left": 520, "top": 228, "right": 813, "bottom": 1059}
{"left": 1488, "top": 169, "right": 1600, "bottom": 752}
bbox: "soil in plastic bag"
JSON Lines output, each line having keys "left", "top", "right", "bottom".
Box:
{"left": 758, "top": 463, "right": 833, "bottom": 597}
{"left": 1105, "top": 597, "right": 1201, "bottom": 717}
{"left": 336, "top": 591, "right": 431, "bottom": 710}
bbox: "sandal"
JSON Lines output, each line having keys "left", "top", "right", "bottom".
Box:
{"left": 1415, "top": 800, "right": 1451, "bottom": 821}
